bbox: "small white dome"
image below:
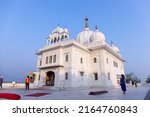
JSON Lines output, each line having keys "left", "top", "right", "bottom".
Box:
{"left": 76, "top": 28, "right": 93, "bottom": 44}
{"left": 64, "top": 28, "right": 69, "bottom": 33}
{"left": 48, "top": 25, "right": 70, "bottom": 44}
{"left": 52, "top": 26, "right": 64, "bottom": 33}
{"left": 90, "top": 28, "right": 105, "bottom": 43}
{"left": 112, "top": 45, "right": 120, "bottom": 53}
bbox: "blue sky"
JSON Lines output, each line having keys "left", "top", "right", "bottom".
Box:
{"left": 0, "top": 0, "right": 150, "bottom": 82}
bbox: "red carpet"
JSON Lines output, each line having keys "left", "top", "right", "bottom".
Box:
{"left": 0, "top": 93, "right": 21, "bottom": 100}
{"left": 24, "top": 93, "right": 50, "bottom": 97}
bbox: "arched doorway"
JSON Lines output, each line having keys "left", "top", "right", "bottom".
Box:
{"left": 46, "top": 71, "right": 55, "bottom": 86}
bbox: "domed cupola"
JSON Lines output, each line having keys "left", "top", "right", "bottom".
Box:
{"left": 47, "top": 25, "right": 69, "bottom": 45}
{"left": 111, "top": 42, "right": 120, "bottom": 53}
{"left": 90, "top": 25, "right": 105, "bottom": 43}
{"left": 64, "top": 27, "right": 69, "bottom": 33}
{"left": 76, "top": 17, "right": 93, "bottom": 44}
{"left": 52, "top": 25, "right": 64, "bottom": 33}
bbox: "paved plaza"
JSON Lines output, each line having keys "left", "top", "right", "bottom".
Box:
{"left": 0, "top": 85, "right": 150, "bottom": 100}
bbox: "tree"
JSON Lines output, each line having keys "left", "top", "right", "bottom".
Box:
{"left": 125, "top": 72, "right": 141, "bottom": 83}
{"left": 126, "top": 73, "right": 134, "bottom": 83}
{"left": 146, "top": 75, "right": 150, "bottom": 83}
{"left": 134, "top": 76, "right": 141, "bottom": 83}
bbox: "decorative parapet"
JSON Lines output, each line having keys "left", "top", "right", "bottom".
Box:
{"left": 37, "top": 39, "right": 90, "bottom": 54}
{"left": 86, "top": 42, "right": 125, "bottom": 62}
{"left": 3, "top": 82, "right": 34, "bottom": 89}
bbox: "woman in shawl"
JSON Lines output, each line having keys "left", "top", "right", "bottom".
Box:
{"left": 120, "top": 74, "right": 126, "bottom": 94}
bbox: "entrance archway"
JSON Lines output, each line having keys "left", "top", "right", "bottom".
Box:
{"left": 46, "top": 71, "right": 55, "bottom": 86}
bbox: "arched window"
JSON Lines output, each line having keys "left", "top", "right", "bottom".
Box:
{"left": 39, "top": 60, "right": 42, "bottom": 66}
{"left": 46, "top": 56, "right": 48, "bottom": 64}
{"left": 57, "top": 37, "right": 60, "bottom": 42}
{"left": 65, "top": 54, "right": 68, "bottom": 62}
{"left": 61, "top": 35, "right": 64, "bottom": 39}
{"left": 65, "top": 35, "right": 68, "bottom": 38}
{"left": 53, "top": 55, "right": 56, "bottom": 63}
{"left": 106, "top": 58, "right": 109, "bottom": 64}
{"left": 49, "top": 56, "right": 52, "bottom": 63}
{"left": 51, "top": 39, "right": 54, "bottom": 44}
{"left": 94, "top": 58, "right": 97, "bottom": 63}
{"left": 61, "top": 35, "right": 64, "bottom": 41}
{"left": 108, "top": 73, "right": 110, "bottom": 80}
{"left": 54, "top": 38, "right": 57, "bottom": 43}
{"left": 80, "top": 57, "right": 83, "bottom": 64}
{"left": 65, "top": 72, "right": 68, "bottom": 80}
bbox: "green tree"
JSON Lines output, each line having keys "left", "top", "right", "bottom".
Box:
{"left": 146, "top": 75, "right": 150, "bottom": 83}
{"left": 125, "top": 72, "right": 141, "bottom": 83}
{"left": 126, "top": 73, "right": 134, "bottom": 83}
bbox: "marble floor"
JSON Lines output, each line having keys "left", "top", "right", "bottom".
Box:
{"left": 0, "top": 85, "right": 149, "bottom": 100}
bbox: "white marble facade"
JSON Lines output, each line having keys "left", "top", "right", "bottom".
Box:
{"left": 35, "top": 18, "right": 125, "bottom": 88}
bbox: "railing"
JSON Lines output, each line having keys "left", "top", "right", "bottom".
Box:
{"left": 2, "top": 82, "right": 34, "bottom": 89}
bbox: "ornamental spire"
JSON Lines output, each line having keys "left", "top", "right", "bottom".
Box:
{"left": 85, "top": 17, "right": 88, "bottom": 28}
{"left": 95, "top": 24, "right": 98, "bottom": 30}
{"left": 111, "top": 41, "right": 114, "bottom": 46}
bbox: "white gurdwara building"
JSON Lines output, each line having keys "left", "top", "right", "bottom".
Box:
{"left": 35, "top": 18, "right": 125, "bottom": 88}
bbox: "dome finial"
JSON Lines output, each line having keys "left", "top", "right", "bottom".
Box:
{"left": 85, "top": 17, "right": 88, "bottom": 28}
{"left": 95, "top": 24, "right": 98, "bottom": 30}
{"left": 111, "top": 41, "right": 114, "bottom": 46}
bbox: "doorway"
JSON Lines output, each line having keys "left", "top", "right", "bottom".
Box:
{"left": 46, "top": 71, "right": 55, "bottom": 86}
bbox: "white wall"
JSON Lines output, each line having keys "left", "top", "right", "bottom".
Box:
{"left": 36, "top": 41, "right": 125, "bottom": 88}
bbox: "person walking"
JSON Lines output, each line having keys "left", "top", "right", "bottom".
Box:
{"left": 0, "top": 76, "right": 3, "bottom": 89}
{"left": 131, "top": 80, "right": 134, "bottom": 86}
{"left": 25, "top": 76, "right": 30, "bottom": 90}
{"left": 120, "top": 74, "right": 126, "bottom": 94}
{"left": 134, "top": 80, "right": 137, "bottom": 87}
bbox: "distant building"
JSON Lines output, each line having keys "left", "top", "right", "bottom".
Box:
{"left": 34, "top": 18, "right": 125, "bottom": 88}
